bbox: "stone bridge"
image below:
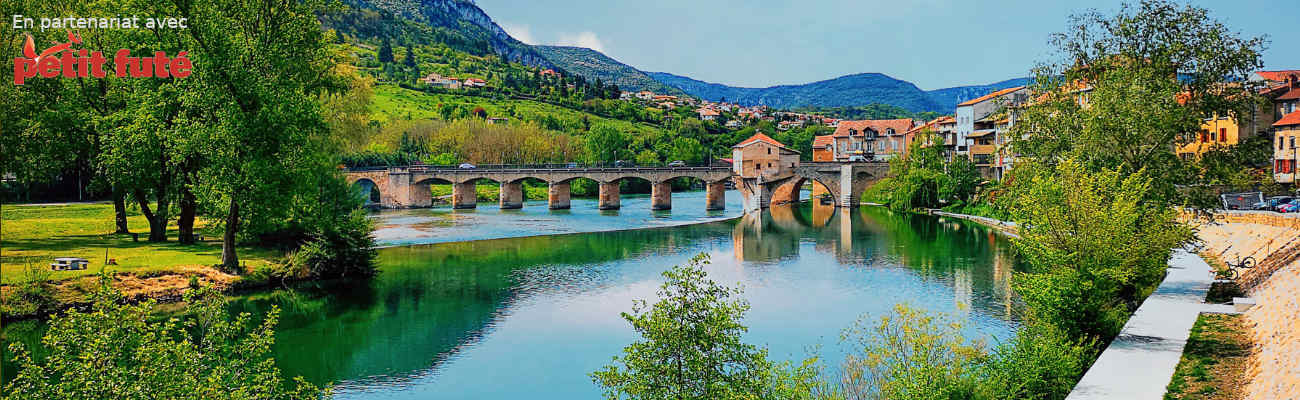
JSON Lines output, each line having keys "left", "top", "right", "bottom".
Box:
{"left": 344, "top": 165, "right": 734, "bottom": 210}
{"left": 344, "top": 162, "right": 890, "bottom": 213}
{"left": 734, "top": 162, "right": 890, "bottom": 212}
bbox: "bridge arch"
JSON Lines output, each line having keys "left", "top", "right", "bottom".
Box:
{"left": 350, "top": 178, "right": 381, "bottom": 205}
{"left": 770, "top": 176, "right": 835, "bottom": 205}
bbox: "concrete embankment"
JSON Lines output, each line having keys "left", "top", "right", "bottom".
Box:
{"left": 1191, "top": 211, "right": 1300, "bottom": 400}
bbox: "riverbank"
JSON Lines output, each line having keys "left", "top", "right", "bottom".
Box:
{"left": 1190, "top": 212, "right": 1300, "bottom": 400}
{"left": 0, "top": 202, "right": 279, "bottom": 319}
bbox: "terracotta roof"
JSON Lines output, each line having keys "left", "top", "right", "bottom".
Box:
{"left": 933, "top": 115, "right": 955, "bottom": 124}
{"left": 1255, "top": 70, "right": 1300, "bottom": 82}
{"left": 967, "top": 129, "right": 996, "bottom": 138}
{"left": 733, "top": 132, "right": 788, "bottom": 148}
{"left": 957, "top": 86, "right": 1027, "bottom": 107}
{"left": 813, "top": 135, "right": 834, "bottom": 147}
{"left": 698, "top": 109, "right": 720, "bottom": 116}
{"left": 1278, "top": 87, "right": 1300, "bottom": 101}
{"left": 1275, "top": 110, "right": 1300, "bottom": 127}
{"left": 832, "top": 119, "right": 915, "bottom": 138}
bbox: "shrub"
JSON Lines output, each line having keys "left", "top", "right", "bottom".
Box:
{"left": 2, "top": 280, "right": 325, "bottom": 399}
{"left": 288, "top": 209, "right": 377, "bottom": 280}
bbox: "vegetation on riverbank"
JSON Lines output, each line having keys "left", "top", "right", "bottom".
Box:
{"left": 2, "top": 282, "right": 328, "bottom": 399}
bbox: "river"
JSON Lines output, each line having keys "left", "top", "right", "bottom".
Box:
{"left": 2, "top": 190, "right": 1021, "bottom": 398}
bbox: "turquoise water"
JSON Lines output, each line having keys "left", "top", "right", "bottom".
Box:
{"left": 2, "top": 193, "right": 1020, "bottom": 399}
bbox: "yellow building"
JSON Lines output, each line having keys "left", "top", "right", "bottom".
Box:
{"left": 1176, "top": 116, "right": 1241, "bottom": 160}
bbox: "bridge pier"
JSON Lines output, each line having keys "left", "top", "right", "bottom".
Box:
{"left": 548, "top": 181, "right": 570, "bottom": 210}
{"left": 500, "top": 181, "right": 524, "bottom": 209}
{"left": 598, "top": 182, "right": 621, "bottom": 210}
{"left": 706, "top": 181, "right": 726, "bottom": 210}
{"left": 452, "top": 182, "right": 477, "bottom": 209}
{"left": 651, "top": 181, "right": 672, "bottom": 210}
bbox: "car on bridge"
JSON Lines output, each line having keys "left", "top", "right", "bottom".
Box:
{"left": 459, "top": 163, "right": 476, "bottom": 169}
{"left": 667, "top": 160, "right": 686, "bottom": 167}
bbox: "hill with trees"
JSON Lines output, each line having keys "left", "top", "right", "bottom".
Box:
{"left": 532, "top": 45, "right": 686, "bottom": 95}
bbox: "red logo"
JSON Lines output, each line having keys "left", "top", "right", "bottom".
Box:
{"left": 13, "top": 32, "right": 191, "bottom": 85}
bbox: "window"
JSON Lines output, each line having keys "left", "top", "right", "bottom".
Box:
{"left": 1219, "top": 128, "right": 1227, "bottom": 142}
{"left": 767, "top": 147, "right": 772, "bottom": 155}
{"left": 1292, "top": 136, "right": 1296, "bottom": 149}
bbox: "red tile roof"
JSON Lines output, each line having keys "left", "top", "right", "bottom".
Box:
{"left": 1278, "top": 87, "right": 1300, "bottom": 101}
{"left": 813, "top": 135, "right": 834, "bottom": 147}
{"left": 1255, "top": 70, "right": 1300, "bottom": 82}
{"left": 832, "top": 119, "right": 916, "bottom": 137}
{"left": 957, "top": 86, "right": 1027, "bottom": 107}
{"left": 1275, "top": 110, "right": 1300, "bottom": 127}
{"left": 733, "top": 132, "right": 788, "bottom": 148}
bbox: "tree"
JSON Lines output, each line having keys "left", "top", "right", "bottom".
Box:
{"left": 403, "top": 46, "right": 417, "bottom": 67}
{"left": 1011, "top": 0, "right": 1266, "bottom": 206}
{"left": 586, "top": 125, "right": 629, "bottom": 164}
{"left": 592, "top": 254, "right": 788, "bottom": 400}
{"left": 634, "top": 149, "right": 661, "bottom": 166}
{"left": 378, "top": 39, "right": 394, "bottom": 63}
{"left": 177, "top": 0, "right": 341, "bottom": 271}
{"left": 2, "top": 281, "right": 325, "bottom": 399}
{"left": 664, "top": 137, "right": 704, "bottom": 164}
{"left": 1002, "top": 158, "right": 1191, "bottom": 340}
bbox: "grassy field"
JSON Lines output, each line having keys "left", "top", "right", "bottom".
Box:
{"left": 1164, "top": 313, "right": 1251, "bottom": 400}
{"left": 370, "top": 84, "right": 668, "bottom": 137}
{"left": 1, "top": 202, "right": 276, "bottom": 285}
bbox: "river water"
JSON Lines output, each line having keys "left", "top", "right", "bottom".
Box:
{"left": 2, "top": 190, "right": 1021, "bottom": 398}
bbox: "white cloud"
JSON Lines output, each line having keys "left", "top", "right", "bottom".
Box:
{"left": 555, "top": 31, "right": 606, "bottom": 53}
{"left": 499, "top": 22, "right": 536, "bottom": 45}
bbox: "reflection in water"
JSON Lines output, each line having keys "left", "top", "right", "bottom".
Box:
{"left": 2, "top": 203, "right": 1022, "bottom": 399}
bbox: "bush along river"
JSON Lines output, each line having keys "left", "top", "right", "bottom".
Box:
{"left": 2, "top": 191, "right": 1021, "bottom": 399}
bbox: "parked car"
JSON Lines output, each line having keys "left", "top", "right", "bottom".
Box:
{"left": 458, "top": 163, "right": 476, "bottom": 169}
{"left": 667, "top": 160, "right": 686, "bottom": 167}
{"left": 566, "top": 162, "right": 578, "bottom": 168}
{"left": 1257, "top": 196, "right": 1295, "bottom": 212}
{"left": 614, "top": 160, "right": 631, "bottom": 167}
{"left": 1279, "top": 200, "right": 1300, "bottom": 213}
{"left": 847, "top": 155, "right": 867, "bottom": 162}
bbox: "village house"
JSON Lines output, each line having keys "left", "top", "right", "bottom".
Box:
{"left": 732, "top": 133, "right": 800, "bottom": 181}
{"left": 698, "top": 109, "right": 720, "bottom": 121}
{"left": 829, "top": 119, "right": 916, "bottom": 161}
{"left": 487, "top": 117, "right": 509, "bottom": 125}
{"left": 619, "top": 91, "right": 634, "bottom": 100}
{"left": 725, "top": 120, "right": 743, "bottom": 129}
{"left": 955, "top": 86, "right": 1028, "bottom": 178}
{"left": 539, "top": 69, "right": 561, "bottom": 78}
{"left": 1270, "top": 74, "right": 1300, "bottom": 185}
{"left": 463, "top": 78, "right": 487, "bottom": 88}
{"left": 420, "top": 73, "right": 462, "bottom": 89}
{"left": 636, "top": 91, "right": 655, "bottom": 101}
{"left": 812, "top": 135, "right": 835, "bottom": 161}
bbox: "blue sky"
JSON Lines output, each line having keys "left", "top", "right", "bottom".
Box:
{"left": 477, "top": 0, "right": 1298, "bottom": 90}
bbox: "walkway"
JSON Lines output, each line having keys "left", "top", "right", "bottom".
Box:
{"left": 1066, "top": 249, "right": 1214, "bottom": 400}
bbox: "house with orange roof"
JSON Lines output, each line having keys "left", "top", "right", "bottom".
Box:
{"left": 463, "top": 78, "right": 487, "bottom": 88}
{"left": 636, "top": 91, "right": 654, "bottom": 100}
{"left": 1269, "top": 75, "right": 1300, "bottom": 185}
{"left": 1178, "top": 72, "right": 1300, "bottom": 162}
{"left": 954, "top": 86, "right": 1028, "bottom": 179}
{"left": 698, "top": 108, "right": 720, "bottom": 121}
{"left": 539, "top": 69, "right": 560, "bottom": 78}
{"left": 732, "top": 133, "right": 800, "bottom": 181}
{"left": 812, "top": 135, "right": 835, "bottom": 162}
{"left": 830, "top": 119, "right": 916, "bottom": 161}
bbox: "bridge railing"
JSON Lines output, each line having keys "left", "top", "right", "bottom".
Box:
{"left": 344, "top": 162, "right": 733, "bottom": 173}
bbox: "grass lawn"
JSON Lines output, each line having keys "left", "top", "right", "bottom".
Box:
{"left": 1164, "top": 313, "right": 1252, "bottom": 400}
{"left": 1, "top": 202, "right": 277, "bottom": 285}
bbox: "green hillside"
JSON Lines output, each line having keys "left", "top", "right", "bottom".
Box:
{"left": 533, "top": 46, "right": 686, "bottom": 95}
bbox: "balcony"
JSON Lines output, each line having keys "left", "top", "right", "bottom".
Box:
{"left": 969, "top": 144, "right": 997, "bottom": 155}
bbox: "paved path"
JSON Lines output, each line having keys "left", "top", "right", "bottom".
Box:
{"left": 1066, "top": 249, "right": 1214, "bottom": 400}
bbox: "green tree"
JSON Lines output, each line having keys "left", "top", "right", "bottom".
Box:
{"left": 664, "top": 137, "right": 705, "bottom": 164}
{"left": 178, "top": 0, "right": 342, "bottom": 271}
{"left": 403, "top": 46, "right": 417, "bottom": 67}
{"left": 634, "top": 149, "right": 662, "bottom": 166}
{"left": 586, "top": 125, "right": 629, "bottom": 164}
{"left": 1002, "top": 158, "right": 1191, "bottom": 340}
{"left": 1011, "top": 0, "right": 1266, "bottom": 206}
{"left": 2, "top": 281, "right": 325, "bottom": 399}
{"left": 378, "top": 39, "right": 394, "bottom": 63}
{"left": 592, "top": 254, "right": 791, "bottom": 400}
